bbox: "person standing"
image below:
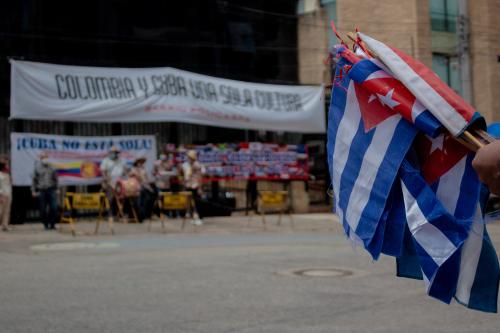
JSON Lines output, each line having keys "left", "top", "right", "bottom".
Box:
{"left": 100, "top": 146, "right": 127, "bottom": 217}
{"left": 152, "top": 153, "right": 180, "bottom": 218}
{"left": 31, "top": 152, "right": 59, "bottom": 230}
{"left": 0, "top": 157, "right": 12, "bottom": 232}
{"left": 130, "top": 157, "right": 154, "bottom": 222}
{"left": 153, "top": 153, "right": 178, "bottom": 192}
{"left": 181, "top": 150, "right": 205, "bottom": 226}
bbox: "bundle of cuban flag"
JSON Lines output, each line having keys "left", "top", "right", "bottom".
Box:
{"left": 327, "top": 32, "right": 500, "bottom": 312}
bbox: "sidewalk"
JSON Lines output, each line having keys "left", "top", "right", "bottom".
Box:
{"left": 2, "top": 213, "right": 500, "bottom": 253}
{"left": 0, "top": 213, "right": 343, "bottom": 245}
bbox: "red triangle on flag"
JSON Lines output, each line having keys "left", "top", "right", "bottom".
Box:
{"left": 354, "top": 82, "right": 397, "bottom": 132}
{"left": 415, "top": 133, "right": 469, "bottom": 184}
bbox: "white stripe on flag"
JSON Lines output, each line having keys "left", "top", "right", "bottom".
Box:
{"left": 401, "top": 180, "right": 457, "bottom": 267}
{"left": 332, "top": 81, "right": 361, "bottom": 222}
{"left": 455, "top": 207, "right": 484, "bottom": 305}
{"left": 435, "top": 156, "right": 467, "bottom": 214}
{"left": 365, "top": 70, "right": 391, "bottom": 81}
{"left": 358, "top": 32, "right": 467, "bottom": 136}
{"left": 344, "top": 112, "right": 401, "bottom": 232}
{"left": 410, "top": 100, "right": 426, "bottom": 122}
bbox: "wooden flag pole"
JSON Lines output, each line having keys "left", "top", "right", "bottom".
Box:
{"left": 462, "top": 131, "right": 485, "bottom": 150}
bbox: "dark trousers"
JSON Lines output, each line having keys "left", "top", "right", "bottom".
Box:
{"left": 189, "top": 188, "right": 203, "bottom": 219}
{"left": 139, "top": 188, "right": 155, "bottom": 222}
{"left": 39, "top": 188, "right": 58, "bottom": 229}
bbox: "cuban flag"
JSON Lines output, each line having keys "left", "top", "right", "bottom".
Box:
{"left": 327, "top": 56, "right": 417, "bottom": 255}
{"left": 347, "top": 58, "right": 441, "bottom": 138}
{"left": 357, "top": 33, "right": 478, "bottom": 136}
{"left": 329, "top": 45, "right": 499, "bottom": 312}
{"left": 397, "top": 134, "right": 500, "bottom": 312}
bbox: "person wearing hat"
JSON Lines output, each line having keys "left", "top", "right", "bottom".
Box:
{"left": 181, "top": 150, "right": 206, "bottom": 226}
{"left": 130, "top": 156, "right": 154, "bottom": 222}
{"left": 100, "top": 146, "right": 127, "bottom": 188}
{"left": 0, "top": 156, "right": 12, "bottom": 231}
{"left": 100, "top": 146, "right": 127, "bottom": 217}
{"left": 31, "top": 151, "right": 59, "bottom": 230}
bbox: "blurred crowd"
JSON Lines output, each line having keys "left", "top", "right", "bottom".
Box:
{"left": 0, "top": 146, "right": 207, "bottom": 231}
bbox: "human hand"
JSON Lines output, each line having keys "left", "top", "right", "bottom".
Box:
{"left": 472, "top": 140, "right": 500, "bottom": 195}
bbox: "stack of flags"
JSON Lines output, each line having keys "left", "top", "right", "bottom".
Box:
{"left": 327, "top": 29, "right": 499, "bottom": 312}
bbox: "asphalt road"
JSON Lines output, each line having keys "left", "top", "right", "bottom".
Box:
{"left": 1, "top": 214, "right": 499, "bottom": 332}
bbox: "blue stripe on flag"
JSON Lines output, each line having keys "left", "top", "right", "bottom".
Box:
{"left": 400, "top": 160, "right": 471, "bottom": 248}
{"left": 327, "top": 70, "right": 349, "bottom": 170}
{"left": 412, "top": 241, "right": 439, "bottom": 282}
{"left": 400, "top": 159, "right": 472, "bottom": 303}
{"left": 428, "top": 249, "right": 462, "bottom": 303}
{"left": 467, "top": 229, "right": 500, "bottom": 312}
{"left": 380, "top": 183, "right": 407, "bottom": 257}
{"left": 337, "top": 120, "right": 375, "bottom": 234}
{"left": 396, "top": 225, "right": 424, "bottom": 280}
{"left": 454, "top": 154, "right": 480, "bottom": 219}
{"left": 347, "top": 59, "right": 381, "bottom": 82}
{"left": 355, "top": 119, "right": 416, "bottom": 250}
{"left": 327, "top": 59, "right": 351, "bottom": 215}
{"left": 413, "top": 111, "right": 442, "bottom": 138}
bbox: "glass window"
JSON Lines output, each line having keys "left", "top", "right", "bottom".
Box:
{"left": 430, "top": 0, "right": 458, "bottom": 32}
{"left": 296, "top": 0, "right": 305, "bottom": 15}
{"left": 432, "top": 53, "right": 462, "bottom": 95}
{"left": 322, "top": 0, "right": 337, "bottom": 47}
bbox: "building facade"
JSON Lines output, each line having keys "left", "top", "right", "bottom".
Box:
{"left": 0, "top": 0, "right": 301, "bottom": 156}
{"left": 1, "top": 1, "right": 331, "bottom": 222}
{"left": 298, "top": 0, "right": 500, "bottom": 123}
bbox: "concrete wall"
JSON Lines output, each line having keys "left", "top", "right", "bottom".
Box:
{"left": 469, "top": 0, "right": 500, "bottom": 123}
{"left": 298, "top": 0, "right": 433, "bottom": 86}
{"left": 336, "top": 0, "right": 432, "bottom": 66}
{"left": 298, "top": 4, "right": 329, "bottom": 85}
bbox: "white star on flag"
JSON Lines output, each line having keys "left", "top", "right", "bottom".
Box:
{"left": 429, "top": 134, "right": 445, "bottom": 153}
{"left": 376, "top": 89, "right": 400, "bottom": 109}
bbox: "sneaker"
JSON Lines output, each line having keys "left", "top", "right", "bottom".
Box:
{"left": 190, "top": 219, "right": 203, "bottom": 226}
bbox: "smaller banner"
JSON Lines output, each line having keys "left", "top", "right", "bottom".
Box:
{"left": 11, "top": 133, "right": 157, "bottom": 186}
{"left": 176, "top": 142, "right": 309, "bottom": 181}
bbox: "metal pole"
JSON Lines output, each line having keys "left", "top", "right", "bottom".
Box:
{"left": 458, "top": 0, "right": 473, "bottom": 104}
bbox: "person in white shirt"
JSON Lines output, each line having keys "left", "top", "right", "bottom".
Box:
{"left": 0, "top": 157, "right": 12, "bottom": 231}
{"left": 181, "top": 150, "right": 206, "bottom": 226}
{"left": 100, "top": 146, "right": 127, "bottom": 216}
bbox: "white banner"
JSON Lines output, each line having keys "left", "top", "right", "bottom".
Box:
{"left": 10, "top": 60, "right": 325, "bottom": 133}
{"left": 10, "top": 133, "right": 157, "bottom": 186}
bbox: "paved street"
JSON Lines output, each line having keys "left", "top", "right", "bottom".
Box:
{"left": 1, "top": 214, "right": 499, "bottom": 332}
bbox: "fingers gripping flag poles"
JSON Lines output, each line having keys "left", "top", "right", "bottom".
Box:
{"left": 328, "top": 27, "right": 499, "bottom": 312}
